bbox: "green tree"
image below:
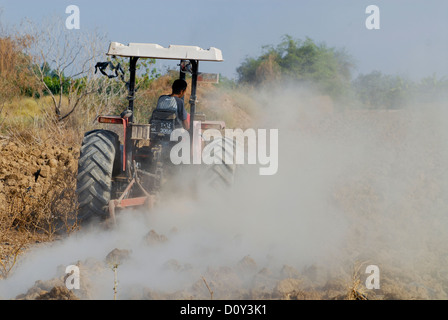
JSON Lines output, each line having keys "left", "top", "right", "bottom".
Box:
{"left": 236, "top": 35, "right": 355, "bottom": 99}
{"left": 414, "top": 74, "right": 448, "bottom": 103}
{"left": 352, "top": 71, "right": 410, "bottom": 109}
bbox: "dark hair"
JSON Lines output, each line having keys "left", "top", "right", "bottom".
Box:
{"left": 172, "top": 79, "right": 187, "bottom": 94}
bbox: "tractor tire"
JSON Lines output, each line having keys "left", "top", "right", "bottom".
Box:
{"left": 76, "top": 130, "right": 120, "bottom": 224}
{"left": 201, "top": 137, "right": 236, "bottom": 189}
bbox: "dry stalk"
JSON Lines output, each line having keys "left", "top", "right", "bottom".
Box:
{"left": 347, "top": 260, "right": 369, "bottom": 300}
{"left": 202, "top": 276, "right": 214, "bottom": 300}
{"left": 0, "top": 241, "right": 24, "bottom": 279}
{"left": 112, "top": 264, "right": 119, "bottom": 300}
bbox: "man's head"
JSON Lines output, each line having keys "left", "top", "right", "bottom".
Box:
{"left": 172, "top": 79, "right": 188, "bottom": 97}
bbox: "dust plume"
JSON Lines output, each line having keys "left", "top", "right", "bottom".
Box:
{"left": 2, "top": 81, "right": 448, "bottom": 300}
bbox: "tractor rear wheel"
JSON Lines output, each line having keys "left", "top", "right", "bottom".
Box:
{"left": 201, "top": 137, "right": 236, "bottom": 189}
{"left": 76, "top": 130, "right": 120, "bottom": 224}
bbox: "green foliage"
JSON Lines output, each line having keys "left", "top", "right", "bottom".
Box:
{"left": 91, "top": 56, "right": 163, "bottom": 121}
{"left": 25, "top": 54, "right": 161, "bottom": 98}
{"left": 43, "top": 75, "right": 70, "bottom": 95}
{"left": 236, "top": 35, "right": 355, "bottom": 99}
{"left": 107, "top": 56, "right": 161, "bottom": 90}
{"left": 352, "top": 71, "right": 410, "bottom": 109}
{"left": 413, "top": 74, "right": 448, "bottom": 103}
{"left": 108, "top": 57, "right": 162, "bottom": 122}
{"left": 352, "top": 71, "right": 448, "bottom": 109}
{"left": 215, "top": 74, "right": 237, "bottom": 91}
{"left": 236, "top": 56, "right": 262, "bottom": 84}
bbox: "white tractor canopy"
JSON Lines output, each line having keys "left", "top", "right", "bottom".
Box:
{"left": 107, "top": 42, "right": 223, "bottom": 62}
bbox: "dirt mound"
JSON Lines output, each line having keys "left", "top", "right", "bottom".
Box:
{"left": 15, "top": 274, "right": 79, "bottom": 300}
{"left": 105, "top": 248, "right": 132, "bottom": 266}
{"left": 5, "top": 226, "right": 370, "bottom": 300}
{"left": 0, "top": 139, "right": 79, "bottom": 196}
{"left": 0, "top": 138, "right": 80, "bottom": 278}
{"left": 144, "top": 230, "right": 169, "bottom": 246}
{"left": 36, "top": 286, "right": 79, "bottom": 300}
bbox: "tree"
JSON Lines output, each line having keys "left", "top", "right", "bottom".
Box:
{"left": 0, "top": 33, "right": 39, "bottom": 129}
{"left": 236, "top": 35, "right": 355, "bottom": 99}
{"left": 352, "top": 71, "right": 410, "bottom": 109}
{"left": 23, "top": 16, "right": 111, "bottom": 121}
{"left": 414, "top": 74, "right": 448, "bottom": 103}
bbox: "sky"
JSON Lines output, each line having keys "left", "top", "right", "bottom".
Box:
{"left": 1, "top": 0, "right": 448, "bottom": 80}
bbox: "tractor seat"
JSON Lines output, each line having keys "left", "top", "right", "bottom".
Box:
{"left": 149, "top": 110, "right": 182, "bottom": 140}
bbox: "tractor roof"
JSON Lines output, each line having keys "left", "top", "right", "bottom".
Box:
{"left": 107, "top": 42, "right": 223, "bottom": 62}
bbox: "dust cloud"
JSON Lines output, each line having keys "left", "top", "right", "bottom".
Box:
{"left": 2, "top": 81, "right": 448, "bottom": 299}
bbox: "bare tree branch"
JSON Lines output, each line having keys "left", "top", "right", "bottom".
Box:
{"left": 23, "top": 16, "right": 114, "bottom": 122}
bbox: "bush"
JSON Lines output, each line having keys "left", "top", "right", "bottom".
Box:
{"left": 236, "top": 35, "right": 355, "bottom": 100}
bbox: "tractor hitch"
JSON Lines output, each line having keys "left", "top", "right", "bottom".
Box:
{"left": 107, "top": 161, "right": 157, "bottom": 225}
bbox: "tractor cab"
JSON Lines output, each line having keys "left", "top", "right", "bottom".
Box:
{"left": 99, "top": 42, "right": 224, "bottom": 174}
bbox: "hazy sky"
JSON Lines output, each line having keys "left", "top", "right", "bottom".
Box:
{"left": 1, "top": 0, "right": 448, "bottom": 80}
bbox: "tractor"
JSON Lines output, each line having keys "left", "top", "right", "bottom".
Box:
{"left": 75, "top": 42, "right": 235, "bottom": 225}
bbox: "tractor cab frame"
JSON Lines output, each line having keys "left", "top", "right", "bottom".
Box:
{"left": 77, "top": 42, "right": 228, "bottom": 225}
{"left": 101, "top": 42, "right": 224, "bottom": 174}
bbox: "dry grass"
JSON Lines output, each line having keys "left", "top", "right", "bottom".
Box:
{"left": 0, "top": 115, "right": 81, "bottom": 279}
{"left": 0, "top": 166, "right": 79, "bottom": 278}
{"left": 3, "top": 165, "right": 79, "bottom": 236}
{"left": 0, "top": 35, "right": 39, "bottom": 107}
{"left": 0, "top": 239, "right": 24, "bottom": 279}
{"left": 346, "top": 261, "right": 370, "bottom": 300}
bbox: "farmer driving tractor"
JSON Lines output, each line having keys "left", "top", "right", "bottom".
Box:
{"left": 151, "top": 79, "right": 190, "bottom": 130}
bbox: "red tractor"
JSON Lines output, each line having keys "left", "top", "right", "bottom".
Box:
{"left": 76, "top": 42, "right": 235, "bottom": 225}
